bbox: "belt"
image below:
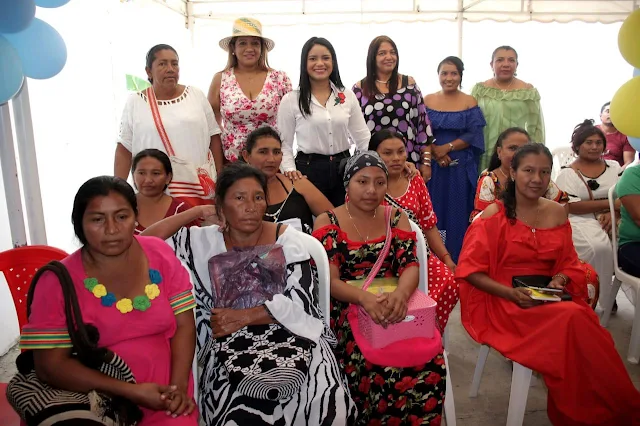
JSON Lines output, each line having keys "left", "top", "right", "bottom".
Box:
{"left": 296, "top": 150, "right": 350, "bottom": 162}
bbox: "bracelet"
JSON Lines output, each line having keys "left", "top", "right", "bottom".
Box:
{"left": 442, "top": 253, "right": 451, "bottom": 259}
{"left": 552, "top": 274, "right": 568, "bottom": 286}
{"left": 448, "top": 143, "right": 454, "bottom": 152}
{"left": 422, "top": 162, "right": 432, "bottom": 167}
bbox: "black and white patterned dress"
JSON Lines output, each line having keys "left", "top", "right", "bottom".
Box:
{"left": 168, "top": 225, "right": 357, "bottom": 425}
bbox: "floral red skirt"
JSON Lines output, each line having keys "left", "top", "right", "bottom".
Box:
{"left": 331, "top": 299, "right": 446, "bottom": 426}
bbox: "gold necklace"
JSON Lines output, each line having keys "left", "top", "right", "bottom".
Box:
{"left": 497, "top": 167, "right": 509, "bottom": 180}
{"left": 494, "top": 77, "right": 514, "bottom": 91}
{"left": 346, "top": 202, "right": 376, "bottom": 242}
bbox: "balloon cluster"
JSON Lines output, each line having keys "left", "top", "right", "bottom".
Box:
{"left": 612, "top": 9, "right": 640, "bottom": 151}
{"left": 0, "top": 0, "right": 70, "bottom": 104}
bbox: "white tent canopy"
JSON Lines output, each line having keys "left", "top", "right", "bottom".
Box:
{"left": 155, "top": 0, "right": 637, "bottom": 26}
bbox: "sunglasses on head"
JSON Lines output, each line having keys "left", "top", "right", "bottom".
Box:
{"left": 587, "top": 179, "right": 600, "bottom": 191}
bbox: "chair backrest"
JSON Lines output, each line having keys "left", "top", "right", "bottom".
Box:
{"left": 296, "top": 231, "right": 331, "bottom": 326}
{"left": 608, "top": 184, "right": 623, "bottom": 275}
{"left": 551, "top": 146, "right": 575, "bottom": 180}
{"left": 0, "top": 245, "right": 68, "bottom": 329}
{"left": 409, "top": 220, "right": 429, "bottom": 293}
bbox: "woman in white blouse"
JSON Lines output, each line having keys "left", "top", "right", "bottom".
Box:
{"left": 277, "top": 37, "right": 370, "bottom": 207}
{"left": 115, "top": 44, "right": 224, "bottom": 204}
{"left": 556, "top": 120, "right": 621, "bottom": 308}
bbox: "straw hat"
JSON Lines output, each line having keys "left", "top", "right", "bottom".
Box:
{"left": 219, "top": 17, "right": 275, "bottom": 52}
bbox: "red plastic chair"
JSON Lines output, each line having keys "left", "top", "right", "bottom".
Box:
{"left": 0, "top": 245, "right": 68, "bottom": 426}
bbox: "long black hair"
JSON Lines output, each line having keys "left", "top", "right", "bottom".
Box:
{"left": 362, "top": 35, "right": 399, "bottom": 98}
{"left": 500, "top": 143, "right": 553, "bottom": 221}
{"left": 298, "top": 37, "right": 344, "bottom": 117}
{"left": 72, "top": 176, "right": 137, "bottom": 245}
{"left": 487, "top": 127, "right": 530, "bottom": 171}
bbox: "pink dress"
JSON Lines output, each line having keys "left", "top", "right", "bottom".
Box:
{"left": 382, "top": 175, "right": 459, "bottom": 329}
{"left": 20, "top": 236, "right": 198, "bottom": 426}
{"left": 219, "top": 68, "right": 292, "bottom": 162}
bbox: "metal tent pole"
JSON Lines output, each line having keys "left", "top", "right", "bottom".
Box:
{"left": 11, "top": 80, "right": 47, "bottom": 245}
{"left": 0, "top": 102, "right": 28, "bottom": 248}
{"left": 457, "top": 0, "right": 464, "bottom": 58}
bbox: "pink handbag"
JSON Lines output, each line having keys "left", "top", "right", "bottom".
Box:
{"left": 346, "top": 206, "right": 441, "bottom": 367}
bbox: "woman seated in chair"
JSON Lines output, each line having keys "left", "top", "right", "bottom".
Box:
{"left": 241, "top": 126, "right": 333, "bottom": 233}
{"left": 471, "top": 127, "right": 600, "bottom": 308}
{"left": 369, "top": 129, "right": 458, "bottom": 329}
{"left": 132, "top": 149, "right": 198, "bottom": 234}
{"left": 18, "top": 176, "right": 198, "bottom": 425}
{"left": 471, "top": 127, "right": 568, "bottom": 220}
{"left": 556, "top": 120, "right": 621, "bottom": 309}
{"left": 313, "top": 151, "right": 446, "bottom": 425}
{"left": 617, "top": 164, "right": 640, "bottom": 282}
{"left": 456, "top": 144, "right": 640, "bottom": 425}
{"left": 143, "top": 162, "right": 356, "bottom": 425}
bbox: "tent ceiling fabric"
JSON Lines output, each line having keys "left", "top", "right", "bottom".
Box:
{"left": 173, "top": 0, "right": 638, "bottom": 24}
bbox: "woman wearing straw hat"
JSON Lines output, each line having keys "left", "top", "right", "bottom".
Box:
{"left": 208, "top": 17, "right": 292, "bottom": 163}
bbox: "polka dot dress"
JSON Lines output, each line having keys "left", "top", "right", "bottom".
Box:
{"left": 384, "top": 175, "right": 460, "bottom": 330}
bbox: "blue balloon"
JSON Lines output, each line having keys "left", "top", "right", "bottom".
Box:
{"left": 629, "top": 136, "right": 640, "bottom": 152}
{"left": 0, "top": 36, "right": 24, "bottom": 104}
{"left": 0, "top": 0, "right": 36, "bottom": 33}
{"left": 35, "top": 0, "right": 70, "bottom": 7}
{"left": 634, "top": 68, "right": 640, "bottom": 78}
{"left": 4, "top": 18, "right": 67, "bottom": 79}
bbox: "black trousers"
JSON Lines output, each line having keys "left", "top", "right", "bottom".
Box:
{"left": 619, "top": 242, "right": 640, "bottom": 277}
{"left": 295, "top": 150, "right": 350, "bottom": 208}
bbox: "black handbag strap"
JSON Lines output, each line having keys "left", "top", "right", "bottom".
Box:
{"left": 27, "top": 260, "right": 100, "bottom": 363}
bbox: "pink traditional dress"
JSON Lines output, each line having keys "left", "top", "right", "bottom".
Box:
{"left": 20, "top": 236, "right": 198, "bottom": 426}
{"left": 219, "top": 68, "right": 292, "bottom": 162}
{"left": 382, "top": 174, "right": 459, "bottom": 329}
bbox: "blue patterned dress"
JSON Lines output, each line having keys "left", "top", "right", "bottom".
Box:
{"left": 426, "top": 107, "right": 485, "bottom": 262}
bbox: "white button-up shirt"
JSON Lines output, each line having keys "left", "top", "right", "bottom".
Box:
{"left": 277, "top": 83, "right": 371, "bottom": 171}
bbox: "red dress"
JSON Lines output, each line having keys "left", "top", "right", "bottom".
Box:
{"left": 456, "top": 203, "right": 640, "bottom": 425}
{"left": 135, "top": 197, "right": 196, "bottom": 234}
{"left": 383, "top": 175, "right": 459, "bottom": 329}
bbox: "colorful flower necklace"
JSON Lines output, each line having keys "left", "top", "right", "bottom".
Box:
{"left": 84, "top": 269, "right": 162, "bottom": 314}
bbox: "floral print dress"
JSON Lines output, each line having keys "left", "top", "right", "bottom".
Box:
{"left": 219, "top": 68, "right": 292, "bottom": 162}
{"left": 382, "top": 175, "right": 459, "bottom": 330}
{"left": 312, "top": 209, "right": 446, "bottom": 426}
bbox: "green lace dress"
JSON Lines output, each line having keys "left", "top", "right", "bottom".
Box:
{"left": 471, "top": 83, "right": 545, "bottom": 173}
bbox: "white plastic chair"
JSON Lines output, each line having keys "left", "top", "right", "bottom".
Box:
{"left": 551, "top": 147, "right": 575, "bottom": 180}
{"left": 297, "top": 230, "right": 331, "bottom": 326}
{"left": 469, "top": 345, "right": 533, "bottom": 425}
{"left": 409, "top": 220, "right": 457, "bottom": 426}
{"left": 601, "top": 184, "right": 640, "bottom": 364}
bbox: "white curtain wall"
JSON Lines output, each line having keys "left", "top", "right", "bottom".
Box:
{"left": 0, "top": 0, "right": 634, "bottom": 353}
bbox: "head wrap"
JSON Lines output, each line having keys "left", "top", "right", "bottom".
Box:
{"left": 342, "top": 151, "right": 388, "bottom": 188}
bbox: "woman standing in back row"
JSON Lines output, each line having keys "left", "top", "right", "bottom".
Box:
{"left": 353, "top": 36, "right": 434, "bottom": 182}
{"left": 472, "top": 45, "right": 545, "bottom": 173}
{"left": 209, "top": 17, "right": 292, "bottom": 163}
{"left": 424, "top": 56, "right": 486, "bottom": 262}
{"left": 277, "top": 37, "right": 370, "bottom": 207}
